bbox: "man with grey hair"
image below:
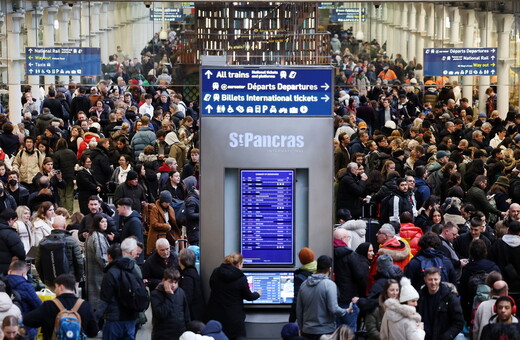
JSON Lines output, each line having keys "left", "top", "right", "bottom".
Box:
{"left": 337, "top": 162, "right": 367, "bottom": 219}
{"left": 35, "top": 215, "right": 84, "bottom": 289}
{"left": 142, "top": 238, "right": 179, "bottom": 291}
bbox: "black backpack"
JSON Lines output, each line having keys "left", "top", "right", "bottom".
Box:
{"left": 39, "top": 236, "right": 70, "bottom": 284}
{"left": 118, "top": 268, "right": 149, "bottom": 313}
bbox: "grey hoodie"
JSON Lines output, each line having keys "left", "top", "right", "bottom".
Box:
{"left": 296, "top": 273, "right": 346, "bottom": 335}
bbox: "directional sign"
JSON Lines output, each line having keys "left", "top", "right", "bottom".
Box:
{"left": 25, "top": 47, "right": 101, "bottom": 76}
{"left": 331, "top": 8, "right": 366, "bottom": 22}
{"left": 424, "top": 48, "right": 497, "bottom": 76}
{"left": 150, "top": 8, "right": 184, "bottom": 21}
{"left": 201, "top": 67, "right": 333, "bottom": 117}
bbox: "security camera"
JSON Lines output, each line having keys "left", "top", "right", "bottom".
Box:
{"left": 144, "top": 1, "right": 152, "bottom": 8}
{"left": 68, "top": 2, "right": 74, "bottom": 7}
{"left": 374, "top": 2, "right": 381, "bottom": 9}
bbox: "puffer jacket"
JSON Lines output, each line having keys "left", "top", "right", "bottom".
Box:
{"left": 131, "top": 126, "right": 156, "bottom": 159}
{"left": 151, "top": 283, "right": 190, "bottom": 340}
{"left": 89, "top": 145, "right": 113, "bottom": 188}
{"left": 399, "top": 223, "right": 423, "bottom": 256}
{"left": 0, "top": 291, "right": 22, "bottom": 322}
{"left": 53, "top": 147, "right": 77, "bottom": 182}
{"left": 35, "top": 112, "right": 55, "bottom": 136}
{"left": 11, "top": 149, "right": 43, "bottom": 184}
{"left": 4, "top": 274, "right": 42, "bottom": 314}
{"left": 339, "top": 219, "right": 367, "bottom": 251}
{"left": 368, "top": 238, "right": 411, "bottom": 292}
{"left": 380, "top": 298, "right": 425, "bottom": 340}
{"left": 0, "top": 221, "right": 26, "bottom": 274}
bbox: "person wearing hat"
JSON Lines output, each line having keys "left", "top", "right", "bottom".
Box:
{"left": 146, "top": 190, "right": 180, "bottom": 256}
{"left": 155, "top": 91, "right": 172, "bottom": 113}
{"left": 427, "top": 150, "right": 450, "bottom": 173}
{"left": 380, "top": 277, "right": 425, "bottom": 340}
{"left": 389, "top": 149, "right": 406, "bottom": 176}
{"left": 288, "top": 248, "right": 317, "bottom": 323}
{"left": 466, "top": 175, "right": 507, "bottom": 221}
{"left": 113, "top": 169, "right": 147, "bottom": 214}
{"left": 488, "top": 176, "right": 511, "bottom": 213}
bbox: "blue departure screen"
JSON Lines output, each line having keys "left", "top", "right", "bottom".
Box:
{"left": 240, "top": 170, "right": 294, "bottom": 265}
{"left": 243, "top": 272, "right": 294, "bottom": 304}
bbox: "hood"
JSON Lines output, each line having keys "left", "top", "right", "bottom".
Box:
{"left": 502, "top": 234, "right": 520, "bottom": 247}
{"left": 376, "top": 264, "right": 403, "bottom": 279}
{"left": 426, "top": 87, "right": 438, "bottom": 93}
{"left": 165, "top": 131, "right": 181, "bottom": 145}
{"left": 340, "top": 219, "right": 367, "bottom": 236}
{"left": 184, "top": 176, "right": 197, "bottom": 193}
{"left": 107, "top": 256, "right": 135, "bottom": 272}
{"left": 90, "top": 147, "right": 107, "bottom": 158}
{"left": 400, "top": 223, "right": 423, "bottom": 238}
{"left": 215, "top": 263, "right": 244, "bottom": 283}
{"left": 138, "top": 153, "right": 158, "bottom": 163}
{"left": 0, "top": 292, "right": 13, "bottom": 312}
{"left": 306, "top": 273, "right": 329, "bottom": 287}
{"left": 415, "top": 178, "right": 427, "bottom": 186}
{"left": 201, "top": 320, "right": 224, "bottom": 335}
{"left": 4, "top": 274, "right": 27, "bottom": 290}
{"left": 334, "top": 245, "right": 354, "bottom": 260}
{"left": 418, "top": 248, "right": 445, "bottom": 258}
{"left": 379, "top": 238, "right": 410, "bottom": 262}
{"left": 384, "top": 298, "right": 422, "bottom": 323}
{"left": 38, "top": 113, "right": 55, "bottom": 121}
{"left": 125, "top": 210, "right": 143, "bottom": 222}
{"left": 300, "top": 261, "right": 317, "bottom": 273}
{"left": 158, "top": 164, "right": 171, "bottom": 173}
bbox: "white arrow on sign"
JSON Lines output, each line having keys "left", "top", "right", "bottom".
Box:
{"left": 320, "top": 83, "right": 330, "bottom": 91}
{"left": 205, "top": 70, "right": 213, "bottom": 79}
{"left": 491, "top": 55, "right": 495, "bottom": 60}
{"left": 205, "top": 104, "right": 213, "bottom": 113}
{"left": 491, "top": 48, "right": 496, "bottom": 53}
{"left": 29, "top": 69, "right": 33, "bottom": 73}
{"left": 321, "top": 94, "right": 330, "bottom": 102}
{"left": 28, "top": 63, "right": 33, "bottom": 67}
{"left": 28, "top": 48, "right": 33, "bottom": 53}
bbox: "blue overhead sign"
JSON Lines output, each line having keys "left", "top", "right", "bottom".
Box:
{"left": 150, "top": 8, "right": 184, "bottom": 21}
{"left": 201, "top": 67, "right": 333, "bottom": 117}
{"left": 331, "top": 8, "right": 366, "bottom": 22}
{"left": 25, "top": 47, "right": 101, "bottom": 76}
{"left": 424, "top": 48, "right": 497, "bottom": 76}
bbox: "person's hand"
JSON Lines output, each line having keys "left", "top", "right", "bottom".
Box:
{"left": 351, "top": 297, "right": 359, "bottom": 304}
{"left": 460, "top": 259, "right": 469, "bottom": 267}
{"left": 255, "top": 289, "right": 262, "bottom": 296}
{"left": 418, "top": 322, "right": 424, "bottom": 330}
{"left": 360, "top": 173, "right": 368, "bottom": 181}
{"left": 107, "top": 233, "right": 115, "bottom": 241}
{"left": 164, "top": 282, "right": 173, "bottom": 294}
{"left": 96, "top": 186, "right": 101, "bottom": 192}
{"left": 502, "top": 211, "right": 508, "bottom": 218}
{"left": 82, "top": 232, "right": 88, "bottom": 239}
{"left": 56, "top": 172, "right": 63, "bottom": 181}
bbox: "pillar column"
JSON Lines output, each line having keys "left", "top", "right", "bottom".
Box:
{"left": 415, "top": 3, "right": 426, "bottom": 68}
{"left": 460, "top": 9, "right": 476, "bottom": 102}
{"left": 80, "top": 3, "right": 91, "bottom": 47}
{"left": 98, "top": 2, "right": 109, "bottom": 64}
{"left": 375, "top": 6, "right": 383, "bottom": 45}
{"left": 89, "top": 2, "right": 101, "bottom": 49}
{"left": 43, "top": 6, "right": 58, "bottom": 87}
{"left": 25, "top": 10, "right": 43, "bottom": 109}
{"left": 495, "top": 13, "right": 515, "bottom": 118}
{"left": 399, "top": 3, "right": 409, "bottom": 61}
{"left": 425, "top": 3, "right": 436, "bottom": 49}
{"left": 386, "top": 4, "right": 396, "bottom": 57}
{"left": 7, "top": 12, "right": 25, "bottom": 124}
{"left": 57, "top": 5, "right": 72, "bottom": 84}
{"left": 449, "top": 7, "right": 461, "bottom": 47}
{"left": 407, "top": 3, "right": 417, "bottom": 63}
{"left": 380, "top": 5, "right": 388, "bottom": 49}
{"left": 69, "top": 4, "right": 82, "bottom": 84}
{"left": 477, "top": 11, "right": 493, "bottom": 113}
{"left": 0, "top": 17, "right": 6, "bottom": 85}
{"left": 434, "top": 5, "right": 447, "bottom": 44}
{"left": 106, "top": 2, "right": 116, "bottom": 57}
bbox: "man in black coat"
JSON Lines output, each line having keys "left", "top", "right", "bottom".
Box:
{"left": 336, "top": 162, "right": 367, "bottom": 219}
{"left": 77, "top": 196, "right": 117, "bottom": 243}
{"left": 142, "top": 238, "right": 180, "bottom": 291}
{"left": 453, "top": 216, "right": 492, "bottom": 259}
{"left": 417, "top": 267, "right": 464, "bottom": 340}
{"left": 24, "top": 274, "right": 98, "bottom": 340}
{"left": 116, "top": 198, "right": 144, "bottom": 265}
{"left": 70, "top": 87, "right": 91, "bottom": 121}
{"left": 41, "top": 89, "right": 64, "bottom": 120}
{"left": 0, "top": 209, "right": 25, "bottom": 274}
{"left": 185, "top": 187, "right": 200, "bottom": 245}
{"left": 89, "top": 139, "right": 114, "bottom": 194}
{"left": 113, "top": 171, "right": 147, "bottom": 213}
{"left": 489, "top": 221, "right": 520, "bottom": 293}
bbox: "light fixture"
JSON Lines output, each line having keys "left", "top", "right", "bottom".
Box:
{"left": 54, "top": 19, "right": 59, "bottom": 30}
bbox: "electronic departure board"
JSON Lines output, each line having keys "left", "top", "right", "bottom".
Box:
{"left": 240, "top": 170, "right": 294, "bottom": 265}
{"left": 243, "top": 271, "right": 294, "bottom": 304}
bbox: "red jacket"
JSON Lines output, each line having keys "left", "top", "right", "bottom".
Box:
{"left": 367, "top": 237, "right": 411, "bottom": 293}
{"left": 399, "top": 223, "right": 423, "bottom": 256}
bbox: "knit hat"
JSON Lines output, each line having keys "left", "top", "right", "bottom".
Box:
{"left": 399, "top": 277, "right": 419, "bottom": 303}
{"left": 379, "top": 223, "right": 396, "bottom": 237}
{"left": 478, "top": 112, "right": 487, "bottom": 118}
{"left": 436, "top": 150, "right": 450, "bottom": 159}
{"left": 91, "top": 122, "right": 101, "bottom": 133}
{"left": 159, "top": 190, "right": 173, "bottom": 203}
{"left": 376, "top": 254, "right": 393, "bottom": 273}
{"left": 514, "top": 134, "right": 520, "bottom": 142}
{"left": 440, "top": 113, "right": 451, "bottom": 119}
{"left": 184, "top": 176, "right": 197, "bottom": 194}
{"left": 495, "top": 176, "right": 510, "bottom": 188}
{"left": 281, "top": 323, "right": 300, "bottom": 339}
{"left": 161, "top": 91, "right": 169, "bottom": 97}
{"left": 298, "top": 247, "right": 315, "bottom": 265}
{"left": 126, "top": 170, "right": 138, "bottom": 181}
{"left": 46, "top": 126, "right": 59, "bottom": 134}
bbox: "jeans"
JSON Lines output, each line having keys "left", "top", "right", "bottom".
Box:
{"left": 103, "top": 320, "right": 136, "bottom": 340}
{"left": 337, "top": 303, "right": 359, "bottom": 332}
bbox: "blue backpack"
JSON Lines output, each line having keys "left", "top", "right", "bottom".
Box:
{"left": 51, "top": 299, "right": 86, "bottom": 340}
{"left": 416, "top": 255, "right": 449, "bottom": 282}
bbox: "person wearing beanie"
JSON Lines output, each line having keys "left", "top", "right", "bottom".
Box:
{"left": 146, "top": 190, "right": 180, "bottom": 255}
{"left": 380, "top": 277, "right": 425, "bottom": 340}
{"left": 288, "top": 248, "right": 317, "bottom": 322}
{"left": 280, "top": 322, "right": 306, "bottom": 340}
{"left": 113, "top": 168, "right": 147, "bottom": 213}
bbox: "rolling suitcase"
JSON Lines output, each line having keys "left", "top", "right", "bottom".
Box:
{"left": 361, "top": 202, "right": 381, "bottom": 251}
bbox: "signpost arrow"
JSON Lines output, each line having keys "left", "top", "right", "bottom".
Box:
{"left": 205, "top": 70, "right": 213, "bottom": 79}
{"left": 28, "top": 56, "right": 33, "bottom": 60}
{"left": 321, "top": 94, "right": 330, "bottom": 102}
{"left": 28, "top": 48, "right": 33, "bottom": 53}
{"left": 28, "top": 63, "right": 33, "bottom": 67}
{"left": 320, "top": 83, "right": 330, "bottom": 91}
{"left": 205, "top": 104, "right": 213, "bottom": 113}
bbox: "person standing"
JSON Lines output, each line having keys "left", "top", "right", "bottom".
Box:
{"left": 0, "top": 208, "right": 25, "bottom": 275}
{"left": 336, "top": 162, "right": 367, "bottom": 219}
{"left": 11, "top": 136, "right": 43, "bottom": 190}
{"left": 207, "top": 253, "right": 261, "bottom": 340}
{"left": 116, "top": 198, "right": 144, "bottom": 265}
{"left": 296, "top": 255, "right": 347, "bottom": 340}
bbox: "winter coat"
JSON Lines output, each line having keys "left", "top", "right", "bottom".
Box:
{"left": 12, "top": 149, "right": 43, "bottom": 184}
{"left": 85, "top": 231, "right": 109, "bottom": 314}
{"left": 53, "top": 148, "right": 77, "bottom": 182}
{"left": 32, "top": 218, "right": 53, "bottom": 247}
{"left": 120, "top": 211, "right": 144, "bottom": 264}
{"left": 99, "top": 256, "right": 140, "bottom": 321}
{"left": 35, "top": 229, "right": 84, "bottom": 287}
{"left": 142, "top": 251, "right": 180, "bottom": 291}
{"left": 151, "top": 283, "right": 190, "bottom": 340}
{"left": 89, "top": 145, "right": 113, "bottom": 190}
{"left": 337, "top": 171, "right": 367, "bottom": 218}
{"left": 289, "top": 263, "right": 316, "bottom": 322}
{"left": 399, "top": 223, "right": 423, "bottom": 256}
{"left": 489, "top": 234, "right": 520, "bottom": 292}
{"left": 185, "top": 189, "right": 200, "bottom": 245}
{"left": 334, "top": 246, "right": 367, "bottom": 304}
{"left": 35, "top": 112, "right": 55, "bottom": 136}
{"left": 131, "top": 126, "right": 156, "bottom": 160}
{"left": 339, "top": 219, "right": 366, "bottom": 251}
{"left": 414, "top": 178, "right": 430, "bottom": 209}
{"left": 404, "top": 248, "right": 457, "bottom": 292}
{"left": 380, "top": 298, "right": 425, "bottom": 340}
{"left": 466, "top": 185, "right": 502, "bottom": 217}
{"left": 296, "top": 273, "right": 346, "bottom": 336}
{"left": 78, "top": 212, "right": 117, "bottom": 243}
{"left": 417, "top": 284, "right": 464, "bottom": 340}
{"left": 0, "top": 132, "right": 20, "bottom": 157}
{"left": 365, "top": 306, "right": 384, "bottom": 340}
{"left": 201, "top": 320, "right": 228, "bottom": 340}
{"left": 75, "top": 166, "right": 101, "bottom": 215}
{"left": 368, "top": 238, "right": 410, "bottom": 292}
{"left": 113, "top": 182, "right": 146, "bottom": 213}
{"left": 0, "top": 291, "right": 22, "bottom": 322}
{"left": 180, "top": 266, "right": 205, "bottom": 322}
{"left": 207, "top": 263, "right": 260, "bottom": 339}
{"left": 0, "top": 221, "right": 26, "bottom": 274}
{"left": 147, "top": 200, "right": 179, "bottom": 255}
{"left": 7, "top": 185, "right": 29, "bottom": 208}
{"left": 387, "top": 190, "right": 412, "bottom": 223}
{"left": 12, "top": 220, "right": 32, "bottom": 253}
{"left": 4, "top": 274, "right": 42, "bottom": 314}
{"left": 368, "top": 265, "right": 404, "bottom": 300}
{"left": 139, "top": 153, "right": 160, "bottom": 200}
{"left": 453, "top": 232, "right": 492, "bottom": 260}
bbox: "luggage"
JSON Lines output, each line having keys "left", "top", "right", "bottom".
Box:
{"left": 361, "top": 202, "right": 381, "bottom": 250}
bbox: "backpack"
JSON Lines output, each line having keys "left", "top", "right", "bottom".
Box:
{"left": 171, "top": 199, "right": 186, "bottom": 227}
{"left": 51, "top": 298, "right": 85, "bottom": 340}
{"left": 118, "top": 268, "right": 149, "bottom": 313}
{"left": 467, "top": 270, "right": 489, "bottom": 304}
{"left": 426, "top": 170, "right": 442, "bottom": 196}
{"left": 415, "top": 255, "right": 449, "bottom": 282}
{"left": 39, "top": 236, "right": 70, "bottom": 284}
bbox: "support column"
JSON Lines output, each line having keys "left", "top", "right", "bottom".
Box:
{"left": 43, "top": 6, "right": 58, "bottom": 87}
{"left": 375, "top": 6, "right": 383, "bottom": 45}
{"left": 89, "top": 2, "right": 101, "bottom": 49}
{"left": 0, "top": 17, "right": 6, "bottom": 84}
{"left": 407, "top": 3, "right": 417, "bottom": 63}
{"left": 415, "top": 3, "right": 426, "bottom": 68}
{"left": 449, "top": 7, "right": 461, "bottom": 47}
{"left": 477, "top": 11, "right": 493, "bottom": 113}
{"left": 7, "top": 12, "right": 25, "bottom": 124}
{"left": 107, "top": 2, "right": 116, "bottom": 57}
{"left": 495, "top": 13, "right": 515, "bottom": 118}
{"left": 399, "top": 3, "right": 409, "bottom": 61}
{"left": 386, "top": 4, "right": 395, "bottom": 57}
{"left": 57, "top": 5, "right": 72, "bottom": 84}
{"left": 25, "top": 10, "right": 43, "bottom": 109}
{"left": 461, "top": 9, "right": 476, "bottom": 102}
{"left": 69, "top": 4, "right": 82, "bottom": 84}
{"left": 99, "top": 2, "right": 109, "bottom": 63}
{"left": 80, "top": 3, "right": 91, "bottom": 47}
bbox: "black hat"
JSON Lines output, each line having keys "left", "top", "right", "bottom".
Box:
{"left": 126, "top": 170, "right": 138, "bottom": 181}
